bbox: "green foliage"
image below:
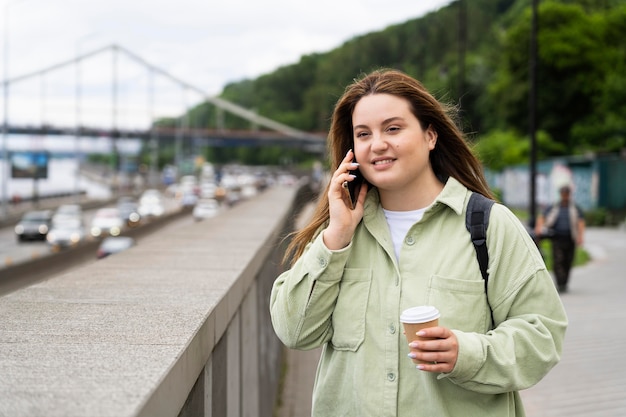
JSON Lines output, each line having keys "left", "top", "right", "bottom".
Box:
{"left": 168, "top": 0, "right": 626, "bottom": 167}
{"left": 200, "top": 145, "right": 311, "bottom": 167}
{"left": 579, "top": 207, "right": 626, "bottom": 227}
{"left": 490, "top": 1, "right": 626, "bottom": 155}
{"left": 474, "top": 130, "right": 529, "bottom": 171}
{"left": 584, "top": 207, "right": 608, "bottom": 226}
{"left": 538, "top": 239, "right": 590, "bottom": 271}
{"left": 474, "top": 129, "right": 565, "bottom": 171}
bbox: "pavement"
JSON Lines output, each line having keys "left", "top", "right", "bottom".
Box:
{"left": 275, "top": 224, "right": 626, "bottom": 417}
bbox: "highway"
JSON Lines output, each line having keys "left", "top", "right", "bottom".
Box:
{"left": 1, "top": 196, "right": 177, "bottom": 269}
{"left": 0, "top": 161, "right": 296, "bottom": 296}
{"left": 0, "top": 194, "right": 208, "bottom": 295}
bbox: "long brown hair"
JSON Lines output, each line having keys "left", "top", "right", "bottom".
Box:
{"left": 284, "top": 68, "right": 494, "bottom": 265}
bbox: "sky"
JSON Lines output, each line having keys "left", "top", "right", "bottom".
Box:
{"left": 1, "top": 0, "right": 453, "bottom": 128}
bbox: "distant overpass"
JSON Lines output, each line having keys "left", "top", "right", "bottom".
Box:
{"left": 2, "top": 44, "right": 326, "bottom": 150}
{"left": 6, "top": 124, "right": 327, "bottom": 153}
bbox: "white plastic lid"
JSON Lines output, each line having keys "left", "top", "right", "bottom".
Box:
{"left": 400, "top": 306, "right": 440, "bottom": 323}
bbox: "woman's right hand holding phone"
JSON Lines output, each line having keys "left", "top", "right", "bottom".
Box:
{"left": 323, "top": 149, "right": 367, "bottom": 250}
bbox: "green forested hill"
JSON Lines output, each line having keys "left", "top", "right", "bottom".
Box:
{"left": 171, "top": 0, "right": 626, "bottom": 169}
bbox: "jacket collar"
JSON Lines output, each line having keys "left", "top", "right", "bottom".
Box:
{"left": 433, "top": 177, "right": 467, "bottom": 216}
{"left": 363, "top": 176, "right": 468, "bottom": 219}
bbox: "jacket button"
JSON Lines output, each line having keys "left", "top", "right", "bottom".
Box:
{"left": 387, "top": 372, "right": 396, "bottom": 381}
{"left": 388, "top": 324, "right": 396, "bottom": 334}
{"left": 318, "top": 258, "right": 328, "bottom": 267}
{"left": 405, "top": 236, "right": 415, "bottom": 245}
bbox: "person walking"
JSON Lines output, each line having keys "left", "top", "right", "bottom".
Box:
{"left": 535, "top": 185, "right": 585, "bottom": 293}
{"left": 270, "top": 69, "right": 567, "bottom": 416}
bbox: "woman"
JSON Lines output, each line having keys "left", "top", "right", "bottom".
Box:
{"left": 270, "top": 69, "right": 567, "bottom": 416}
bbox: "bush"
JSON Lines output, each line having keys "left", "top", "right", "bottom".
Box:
{"left": 584, "top": 208, "right": 607, "bottom": 226}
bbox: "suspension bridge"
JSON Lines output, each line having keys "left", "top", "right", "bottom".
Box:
{"left": 0, "top": 43, "right": 325, "bottom": 214}
{"left": 2, "top": 43, "right": 325, "bottom": 144}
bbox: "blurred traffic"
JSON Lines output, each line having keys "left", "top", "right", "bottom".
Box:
{"left": 90, "top": 208, "right": 124, "bottom": 238}
{"left": 117, "top": 196, "right": 141, "bottom": 227}
{"left": 47, "top": 216, "right": 86, "bottom": 250}
{"left": 96, "top": 236, "right": 136, "bottom": 259}
{"left": 2, "top": 163, "right": 302, "bottom": 268}
{"left": 14, "top": 210, "right": 53, "bottom": 242}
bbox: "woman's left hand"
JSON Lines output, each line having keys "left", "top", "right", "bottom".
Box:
{"left": 407, "top": 326, "right": 459, "bottom": 373}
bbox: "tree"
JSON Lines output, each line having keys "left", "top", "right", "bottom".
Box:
{"left": 473, "top": 129, "right": 564, "bottom": 171}
{"left": 489, "top": 2, "right": 625, "bottom": 155}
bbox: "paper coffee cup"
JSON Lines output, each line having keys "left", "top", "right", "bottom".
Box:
{"left": 400, "top": 305, "right": 440, "bottom": 343}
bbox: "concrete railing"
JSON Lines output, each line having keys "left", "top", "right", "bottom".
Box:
{"left": 0, "top": 182, "right": 316, "bottom": 417}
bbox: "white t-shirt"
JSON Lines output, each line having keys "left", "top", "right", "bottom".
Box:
{"left": 383, "top": 208, "right": 426, "bottom": 261}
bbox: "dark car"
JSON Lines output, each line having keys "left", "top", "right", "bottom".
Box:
{"left": 14, "top": 210, "right": 54, "bottom": 242}
{"left": 96, "top": 236, "right": 136, "bottom": 259}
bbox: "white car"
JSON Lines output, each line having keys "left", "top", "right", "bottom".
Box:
{"left": 90, "top": 208, "right": 124, "bottom": 237}
{"left": 97, "top": 236, "right": 136, "bottom": 259}
{"left": 192, "top": 198, "right": 220, "bottom": 221}
{"left": 54, "top": 204, "right": 83, "bottom": 219}
{"left": 179, "top": 192, "right": 198, "bottom": 208}
{"left": 47, "top": 217, "right": 86, "bottom": 249}
{"left": 138, "top": 189, "right": 165, "bottom": 217}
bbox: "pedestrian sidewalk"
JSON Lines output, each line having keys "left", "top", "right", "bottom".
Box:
{"left": 520, "top": 226, "right": 626, "bottom": 416}
{"left": 275, "top": 226, "right": 626, "bottom": 417}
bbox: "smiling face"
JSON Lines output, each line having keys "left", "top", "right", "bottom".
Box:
{"left": 352, "top": 93, "right": 440, "bottom": 208}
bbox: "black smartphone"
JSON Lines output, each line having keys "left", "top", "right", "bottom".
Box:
{"left": 347, "top": 168, "right": 364, "bottom": 209}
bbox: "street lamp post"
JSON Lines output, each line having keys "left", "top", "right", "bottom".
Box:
{"left": 75, "top": 32, "right": 99, "bottom": 203}
{"left": 457, "top": 0, "right": 466, "bottom": 104}
{"left": 529, "top": 0, "right": 539, "bottom": 228}
{"left": 148, "top": 68, "right": 159, "bottom": 187}
{"left": 2, "top": 7, "right": 8, "bottom": 219}
{"left": 2, "top": 0, "right": 29, "bottom": 219}
{"left": 3, "top": 3, "right": 13, "bottom": 218}
{"left": 111, "top": 44, "right": 120, "bottom": 195}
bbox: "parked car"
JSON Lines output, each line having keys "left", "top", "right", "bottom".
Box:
{"left": 14, "top": 210, "right": 53, "bottom": 242}
{"left": 46, "top": 216, "right": 86, "bottom": 249}
{"left": 96, "top": 236, "right": 136, "bottom": 259}
{"left": 90, "top": 208, "right": 124, "bottom": 238}
{"left": 117, "top": 196, "right": 141, "bottom": 227}
{"left": 192, "top": 198, "right": 221, "bottom": 221}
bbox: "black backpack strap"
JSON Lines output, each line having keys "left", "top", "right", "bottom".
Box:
{"left": 466, "top": 192, "right": 495, "bottom": 325}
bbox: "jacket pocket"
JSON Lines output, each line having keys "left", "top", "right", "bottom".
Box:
{"left": 428, "top": 275, "right": 490, "bottom": 333}
{"left": 331, "top": 268, "right": 372, "bottom": 351}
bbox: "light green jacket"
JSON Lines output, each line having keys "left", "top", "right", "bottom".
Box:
{"left": 270, "top": 177, "right": 568, "bottom": 417}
